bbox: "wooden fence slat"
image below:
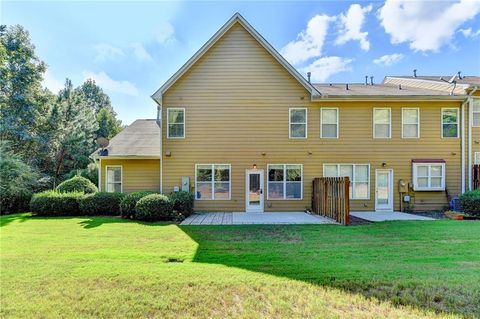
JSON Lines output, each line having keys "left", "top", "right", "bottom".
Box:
{"left": 474, "top": 165, "right": 480, "bottom": 190}
{"left": 311, "top": 177, "right": 350, "bottom": 225}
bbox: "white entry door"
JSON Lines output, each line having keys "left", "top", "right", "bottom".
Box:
{"left": 375, "top": 169, "right": 394, "bottom": 212}
{"left": 245, "top": 170, "right": 264, "bottom": 213}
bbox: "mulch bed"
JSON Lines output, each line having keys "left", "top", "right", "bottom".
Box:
{"left": 348, "top": 216, "right": 371, "bottom": 225}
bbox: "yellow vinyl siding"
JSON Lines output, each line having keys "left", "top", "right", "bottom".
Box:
{"left": 100, "top": 159, "right": 160, "bottom": 193}
{"left": 161, "top": 22, "right": 463, "bottom": 212}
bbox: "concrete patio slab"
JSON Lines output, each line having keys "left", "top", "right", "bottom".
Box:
{"left": 350, "top": 211, "right": 435, "bottom": 222}
{"left": 181, "top": 212, "right": 336, "bottom": 225}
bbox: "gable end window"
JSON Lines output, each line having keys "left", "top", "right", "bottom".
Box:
{"left": 373, "top": 108, "right": 391, "bottom": 138}
{"left": 167, "top": 108, "right": 185, "bottom": 138}
{"left": 321, "top": 108, "right": 339, "bottom": 138}
{"left": 105, "top": 166, "right": 122, "bottom": 193}
{"left": 195, "top": 164, "right": 231, "bottom": 200}
{"left": 289, "top": 108, "right": 307, "bottom": 138}
{"left": 402, "top": 108, "right": 420, "bottom": 138}
{"left": 473, "top": 99, "right": 480, "bottom": 127}
{"left": 412, "top": 162, "right": 445, "bottom": 191}
{"left": 323, "top": 164, "right": 370, "bottom": 199}
{"left": 441, "top": 108, "right": 459, "bottom": 138}
{"left": 267, "top": 164, "right": 303, "bottom": 200}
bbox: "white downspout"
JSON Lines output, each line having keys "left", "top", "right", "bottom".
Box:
{"left": 467, "top": 87, "right": 478, "bottom": 191}
{"left": 98, "top": 158, "right": 102, "bottom": 191}
{"left": 461, "top": 101, "right": 466, "bottom": 193}
{"left": 157, "top": 105, "right": 163, "bottom": 194}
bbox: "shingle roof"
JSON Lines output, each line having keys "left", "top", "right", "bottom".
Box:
{"left": 389, "top": 75, "right": 480, "bottom": 86}
{"left": 312, "top": 83, "right": 453, "bottom": 96}
{"left": 91, "top": 119, "right": 160, "bottom": 158}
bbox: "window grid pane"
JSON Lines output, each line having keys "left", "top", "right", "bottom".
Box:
{"left": 196, "top": 164, "right": 230, "bottom": 200}
{"left": 442, "top": 109, "right": 458, "bottom": 137}
{"left": 167, "top": 109, "right": 185, "bottom": 138}
{"left": 324, "top": 164, "right": 369, "bottom": 199}
{"left": 290, "top": 109, "right": 307, "bottom": 138}
{"left": 268, "top": 164, "right": 302, "bottom": 199}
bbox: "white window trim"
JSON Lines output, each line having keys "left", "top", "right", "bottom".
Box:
{"left": 289, "top": 108, "right": 308, "bottom": 139}
{"left": 474, "top": 152, "right": 480, "bottom": 165}
{"left": 105, "top": 165, "right": 123, "bottom": 193}
{"left": 267, "top": 164, "right": 303, "bottom": 200}
{"left": 473, "top": 99, "right": 480, "bottom": 127}
{"left": 167, "top": 107, "right": 185, "bottom": 139}
{"left": 401, "top": 107, "right": 420, "bottom": 138}
{"left": 373, "top": 108, "right": 391, "bottom": 139}
{"left": 320, "top": 107, "right": 339, "bottom": 139}
{"left": 194, "top": 164, "right": 231, "bottom": 200}
{"left": 441, "top": 107, "right": 459, "bottom": 138}
{"left": 322, "top": 163, "right": 370, "bottom": 200}
{"left": 412, "top": 162, "right": 446, "bottom": 191}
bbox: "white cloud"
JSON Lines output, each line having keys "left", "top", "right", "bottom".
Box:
{"left": 373, "top": 53, "right": 404, "bottom": 67}
{"left": 281, "top": 14, "right": 335, "bottom": 65}
{"left": 459, "top": 27, "right": 480, "bottom": 38}
{"left": 93, "top": 44, "right": 125, "bottom": 63}
{"left": 82, "top": 71, "right": 138, "bottom": 96}
{"left": 42, "top": 70, "right": 64, "bottom": 94}
{"left": 379, "top": 0, "right": 480, "bottom": 52}
{"left": 335, "top": 4, "right": 373, "bottom": 51}
{"left": 300, "top": 56, "right": 353, "bottom": 82}
{"left": 156, "top": 21, "right": 176, "bottom": 44}
{"left": 130, "top": 43, "right": 152, "bottom": 61}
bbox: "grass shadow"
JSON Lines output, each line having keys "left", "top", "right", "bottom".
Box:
{"left": 0, "top": 213, "right": 31, "bottom": 227}
{"left": 179, "top": 222, "right": 480, "bottom": 318}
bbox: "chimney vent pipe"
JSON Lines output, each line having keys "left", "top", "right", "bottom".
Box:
{"left": 307, "top": 72, "right": 311, "bottom": 83}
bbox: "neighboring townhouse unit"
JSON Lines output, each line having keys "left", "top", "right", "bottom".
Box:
{"left": 92, "top": 13, "right": 480, "bottom": 213}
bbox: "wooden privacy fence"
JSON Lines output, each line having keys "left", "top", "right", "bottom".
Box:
{"left": 474, "top": 165, "right": 480, "bottom": 190}
{"left": 312, "top": 177, "right": 350, "bottom": 225}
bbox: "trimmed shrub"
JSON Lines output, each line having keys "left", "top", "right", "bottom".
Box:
{"left": 135, "top": 194, "right": 174, "bottom": 222}
{"left": 79, "top": 192, "right": 125, "bottom": 216}
{"left": 168, "top": 191, "right": 194, "bottom": 218}
{"left": 120, "top": 191, "right": 157, "bottom": 219}
{"left": 30, "top": 191, "right": 83, "bottom": 216}
{"left": 57, "top": 176, "right": 98, "bottom": 194}
{"left": 459, "top": 189, "right": 480, "bottom": 216}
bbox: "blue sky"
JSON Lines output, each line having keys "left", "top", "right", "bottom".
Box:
{"left": 3, "top": 1, "right": 480, "bottom": 124}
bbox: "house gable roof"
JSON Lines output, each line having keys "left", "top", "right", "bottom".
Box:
{"left": 151, "top": 13, "right": 320, "bottom": 105}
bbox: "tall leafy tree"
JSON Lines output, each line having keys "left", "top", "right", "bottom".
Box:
{"left": 0, "top": 25, "right": 50, "bottom": 153}
{"left": 96, "top": 107, "right": 122, "bottom": 139}
{"left": 45, "top": 79, "right": 99, "bottom": 183}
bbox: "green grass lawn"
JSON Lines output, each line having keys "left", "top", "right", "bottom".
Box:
{"left": 1, "top": 214, "right": 479, "bottom": 318}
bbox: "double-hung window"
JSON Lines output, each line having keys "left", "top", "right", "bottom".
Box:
{"left": 441, "top": 108, "right": 459, "bottom": 138}
{"left": 473, "top": 99, "right": 480, "bottom": 127}
{"left": 105, "top": 166, "right": 122, "bottom": 192}
{"left": 373, "top": 108, "right": 391, "bottom": 138}
{"left": 195, "top": 164, "right": 231, "bottom": 200}
{"left": 267, "top": 164, "right": 303, "bottom": 199}
{"left": 402, "top": 108, "right": 420, "bottom": 138}
{"left": 413, "top": 162, "right": 445, "bottom": 191}
{"left": 167, "top": 108, "right": 185, "bottom": 138}
{"left": 323, "top": 164, "right": 370, "bottom": 199}
{"left": 289, "top": 108, "right": 307, "bottom": 138}
{"left": 321, "top": 108, "right": 338, "bottom": 138}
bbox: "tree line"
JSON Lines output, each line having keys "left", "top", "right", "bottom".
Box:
{"left": 0, "top": 25, "right": 123, "bottom": 213}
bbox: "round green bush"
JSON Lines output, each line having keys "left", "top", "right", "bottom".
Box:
{"left": 135, "top": 194, "right": 174, "bottom": 222}
{"left": 57, "top": 176, "right": 98, "bottom": 194}
{"left": 30, "top": 191, "right": 83, "bottom": 216}
{"left": 79, "top": 192, "right": 125, "bottom": 216}
{"left": 168, "top": 191, "right": 194, "bottom": 218}
{"left": 120, "top": 191, "right": 157, "bottom": 219}
{"left": 459, "top": 189, "right": 480, "bottom": 216}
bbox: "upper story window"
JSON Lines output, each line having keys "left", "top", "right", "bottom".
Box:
{"left": 412, "top": 162, "right": 445, "bottom": 191}
{"left": 373, "top": 108, "right": 391, "bottom": 138}
{"left": 473, "top": 99, "right": 480, "bottom": 127}
{"left": 289, "top": 108, "right": 307, "bottom": 138}
{"left": 441, "top": 108, "right": 459, "bottom": 138}
{"left": 402, "top": 108, "right": 420, "bottom": 138}
{"left": 323, "top": 164, "right": 370, "bottom": 199}
{"left": 195, "top": 164, "right": 231, "bottom": 200}
{"left": 267, "top": 164, "right": 303, "bottom": 200}
{"left": 320, "top": 108, "right": 338, "bottom": 138}
{"left": 106, "top": 166, "right": 122, "bottom": 193}
{"left": 167, "top": 108, "right": 185, "bottom": 138}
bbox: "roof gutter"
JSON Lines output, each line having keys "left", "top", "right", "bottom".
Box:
{"left": 312, "top": 95, "right": 467, "bottom": 102}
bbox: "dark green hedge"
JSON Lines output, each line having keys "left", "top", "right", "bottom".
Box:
{"left": 135, "top": 194, "right": 174, "bottom": 222}
{"left": 30, "top": 191, "right": 83, "bottom": 216}
{"left": 79, "top": 192, "right": 125, "bottom": 216}
{"left": 460, "top": 189, "right": 480, "bottom": 216}
{"left": 57, "top": 176, "right": 98, "bottom": 194}
{"left": 120, "top": 191, "right": 157, "bottom": 219}
{"left": 168, "top": 191, "right": 194, "bottom": 218}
